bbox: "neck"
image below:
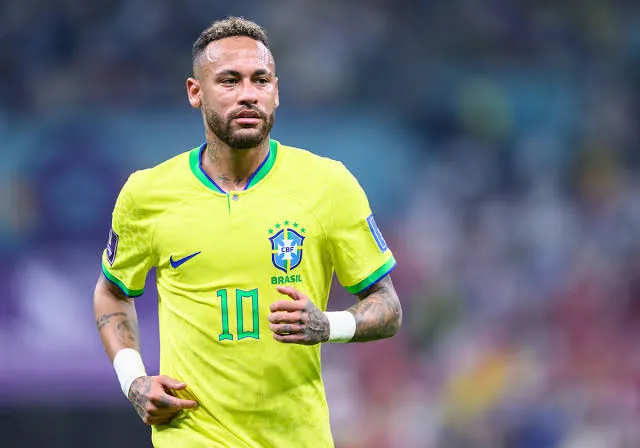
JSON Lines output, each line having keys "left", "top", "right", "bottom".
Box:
{"left": 201, "top": 136, "right": 270, "bottom": 192}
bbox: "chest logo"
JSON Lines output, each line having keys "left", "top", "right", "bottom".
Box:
{"left": 170, "top": 251, "right": 201, "bottom": 268}
{"left": 269, "top": 221, "right": 306, "bottom": 273}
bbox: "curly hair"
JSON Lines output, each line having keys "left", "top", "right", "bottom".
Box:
{"left": 192, "top": 16, "right": 270, "bottom": 68}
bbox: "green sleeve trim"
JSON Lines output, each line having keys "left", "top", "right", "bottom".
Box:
{"left": 102, "top": 263, "right": 144, "bottom": 298}
{"left": 345, "top": 256, "right": 397, "bottom": 295}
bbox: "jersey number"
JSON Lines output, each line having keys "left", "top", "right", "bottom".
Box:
{"left": 216, "top": 289, "right": 259, "bottom": 341}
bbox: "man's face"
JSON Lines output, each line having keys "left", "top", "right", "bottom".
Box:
{"left": 187, "top": 36, "right": 279, "bottom": 149}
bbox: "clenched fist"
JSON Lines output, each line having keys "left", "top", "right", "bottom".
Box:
{"left": 268, "top": 286, "right": 330, "bottom": 345}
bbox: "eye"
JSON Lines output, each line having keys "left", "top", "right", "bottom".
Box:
{"left": 255, "top": 78, "right": 269, "bottom": 85}
{"left": 220, "top": 78, "right": 237, "bottom": 85}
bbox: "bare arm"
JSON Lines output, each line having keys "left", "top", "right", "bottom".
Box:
{"left": 94, "top": 273, "right": 140, "bottom": 360}
{"left": 93, "top": 273, "right": 197, "bottom": 424}
{"left": 268, "top": 274, "right": 402, "bottom": 344}
{"left": 348, "top": 274, "right": 402, "bottom": 342}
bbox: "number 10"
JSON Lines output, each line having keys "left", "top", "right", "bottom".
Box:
{"left": 216, "top": 288, "right": 259, "bottom": 341}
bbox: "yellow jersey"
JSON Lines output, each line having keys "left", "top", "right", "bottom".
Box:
{"left": 102, "top": 140, "right": 396, "bottom": 447}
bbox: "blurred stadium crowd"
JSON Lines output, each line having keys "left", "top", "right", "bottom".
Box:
{"left": 2, "top": 1, "right": 640, "bottom": 447}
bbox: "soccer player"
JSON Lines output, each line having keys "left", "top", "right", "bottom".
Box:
{"left": 94, "top": 16, "right": 401, "bottom": 447}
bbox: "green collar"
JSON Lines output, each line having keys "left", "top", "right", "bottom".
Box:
{"left": 189, "top": 139, "right": 278, "bottom": 193}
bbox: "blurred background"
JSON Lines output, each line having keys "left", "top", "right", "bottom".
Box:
{"left": 2, "top": 0, "right": 640, "bottom": 447}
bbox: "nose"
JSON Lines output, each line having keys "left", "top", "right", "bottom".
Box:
{"left": 237, "top": 79, "right": 258, "bottom": 105}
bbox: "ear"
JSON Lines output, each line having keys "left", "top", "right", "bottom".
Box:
{"left": 186, "top": 77, "right": 201, "bottom": 109}
{"left": 274, "top": 77, "right": 280, "bottom": 109}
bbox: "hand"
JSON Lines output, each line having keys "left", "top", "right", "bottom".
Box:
{"left": 268, "top": 286, "right": 330, "bottom": 345}
{"left": 128, "top": 375, "right": 198, "bottom": 425}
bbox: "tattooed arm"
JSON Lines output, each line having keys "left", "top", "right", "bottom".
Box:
{"left": 94, "top": 274, "right": 197, "bottom": 425}
{"left": 268, "top": 274, "right": 401, "bottom": 344}
{"left": 94, "top": 273, "right": 141, "bottom": 357}
{"left": 348, "top": 274, "right": 401, "bottom": 342}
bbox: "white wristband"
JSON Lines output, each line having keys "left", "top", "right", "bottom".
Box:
{"left": 113, "top": 348, "right": 148, "bottom": 398}
{"left": 324, "top": 311, "right": 356, "bottom": 343}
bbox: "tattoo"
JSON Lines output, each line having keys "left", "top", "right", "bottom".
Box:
{"left": 96, "top": 312, "right": 127, "bottom": 330}
{"left": 214, "top": 175, "right": 247, "bottom": 191}
{"left": 205, "top": 142, "right": 270, "bottom": 191}
{"left": 155, "top": 395, "right": 173, "bottom": 408}
{"left": 129, "top": 376, "right": 153, "bottom": 419}
{"left": 304, "top": 306, "right": 330, "bottom": 343}
{"left": 97, "top": 274, "right": 139, "bottom": 344}
{"left": 348, "top": 275, "right": 402, "bottom": 342}
{"left": 116, "top": 319, "right": 138, "bottom": 346}
{"left": 101, "top": 274, "right": 133, "bottom": 302}
{"left": 206, "top": 145, "right": 219, "bottom": 162}
{"left": 215, "top": 175, "right": 244, "bottom": 183}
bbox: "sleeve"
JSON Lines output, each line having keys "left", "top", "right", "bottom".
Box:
{"left": 327, "top": 162, "right": 396, "bottom": 294}
{"left": 101, "top": 173, "right": 154, "bottom": 297}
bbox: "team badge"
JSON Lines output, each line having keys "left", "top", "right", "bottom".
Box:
{"left": 268, "top": 220, "right": 306, "bottom": 273}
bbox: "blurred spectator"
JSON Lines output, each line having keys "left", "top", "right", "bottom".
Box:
{"left": 3, "top": 1, "right": 640, "bottom": 447}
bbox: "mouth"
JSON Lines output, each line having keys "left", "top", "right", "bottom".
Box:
{"left": 233, "top": 109, "right": 262, "bottom": 126}
{"left": 235, "top": 109, "right": 261, "bottom": 119}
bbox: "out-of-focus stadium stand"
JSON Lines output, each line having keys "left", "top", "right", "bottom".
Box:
{"left": 2, "top": 1, "right": 640, "bottom": 447}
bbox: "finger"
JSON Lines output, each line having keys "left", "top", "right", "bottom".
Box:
{"left": 150, "top": 419, "right": 173, "bottom": 426}
{"left": 147, "top": 414, "right": 177, "bottom": 426}
{"left": 152, "top": 395, "right": 175, "bottom": 409}
{"left": 167, "top": 397, "right": 199, "bottom": 410}
{"left": 148, "top": 407, "right": 181, "bottom": 417}
{"left": 273, "top": 332, "right": 308, "bottom": 344}
{"left": 156, "top": 375, "right": 187, "bottom": 390}
{"left": 268, "top": 311, "right": 303, "bottom": 323}
{"left": 270, "top": 323, "right": 305, "bottom": 334}
{"left": 152, "top": 394, "right": 198, "bottom": 410}
{"left": 142, "top": 412, "right": 174, "bottom": 425}
{"left": 269, "top": 300, "right": 305, "bottom": 313}
{"left": 146, "top": 408, "right": 183, "bottom": 421}
{"left": 276, "top": 286, "right": 305, "bottom": 300}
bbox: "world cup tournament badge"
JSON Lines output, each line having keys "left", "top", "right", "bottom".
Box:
{"left": 268, "top": 220, "right": 306, "bottom": 274}
{"left": 106, "top": 227, "right": 119, "bottom": 266}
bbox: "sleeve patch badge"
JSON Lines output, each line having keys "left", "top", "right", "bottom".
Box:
{"left": 106, "top": 227, "right": 119, "bottom": 266}
{"left": 366, "top": 214, "right": 388, "bottom": 253}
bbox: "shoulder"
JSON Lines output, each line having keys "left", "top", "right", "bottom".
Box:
{"left": 122, "top": 149, "right": 194, "bottom": 197}
{"left": 131, "top": 150, "right": 192, "bottom": 186}
{"left": 277, "top": 142, "right": 353, "bottom": 184}
{"left": 115, "top": 148, "right": 197, "bottom": 222}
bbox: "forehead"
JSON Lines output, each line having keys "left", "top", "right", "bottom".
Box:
{"left": 202, "top": 36, "right": 274, "bottom": 74}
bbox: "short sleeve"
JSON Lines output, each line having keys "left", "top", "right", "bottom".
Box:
{"left": 101, "top": 173, "right": 154, "bottom": 297}
{"left": 327, "top": 163, "right": 396, "bottom": 294}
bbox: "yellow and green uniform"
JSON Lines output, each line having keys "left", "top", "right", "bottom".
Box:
{"left": 102, "top": 139, "right": 396, "bottom": 448}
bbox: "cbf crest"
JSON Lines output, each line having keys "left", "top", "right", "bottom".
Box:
{"left": 268, "top": 220, "right": 306, "bottom": 273}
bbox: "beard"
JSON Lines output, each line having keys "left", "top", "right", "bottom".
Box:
{"left": 205, "top": 106, "right": 275, "bottom": 149}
